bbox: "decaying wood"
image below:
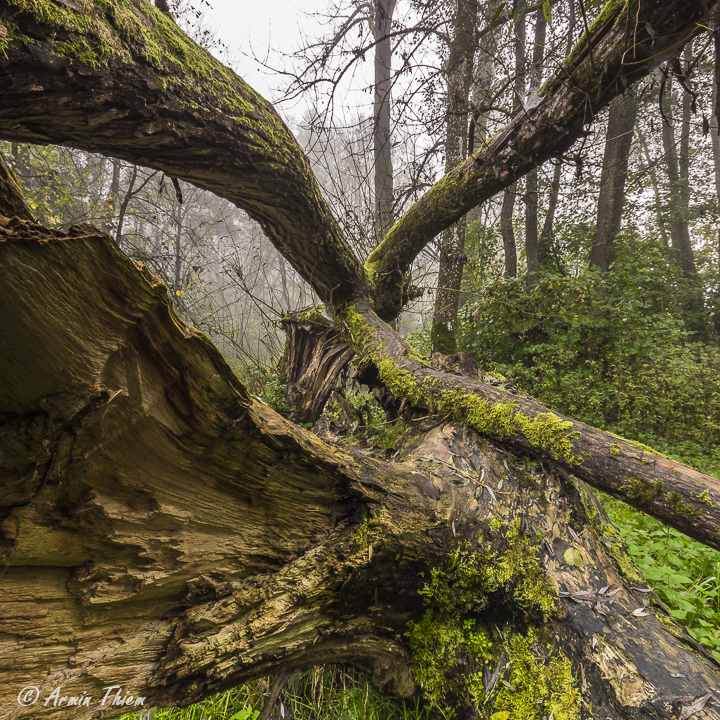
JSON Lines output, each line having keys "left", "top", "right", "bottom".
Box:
{"left": 1, "top": 1, "right": 720, "bottom": 717}
{"left": 1, "top": 220, "right": 719, "bottom": 720}
{"left": 280, "top": 312, "right": 354, "bottom": 424}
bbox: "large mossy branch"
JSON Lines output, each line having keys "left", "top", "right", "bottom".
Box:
{"left": 0, "top": 0, "right": 366, "bottom": 305}
{"left": 338, "top": 300, "right": 720, "bottom": 552}
{"left": 366, "top": 0, "right": 713, "bottom": 320}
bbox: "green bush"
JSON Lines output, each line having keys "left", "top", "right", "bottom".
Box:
{"left": 457, "top": 241, "right": 720, "bottom": 474}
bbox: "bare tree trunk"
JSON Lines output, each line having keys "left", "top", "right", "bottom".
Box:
{"left": 537, "top": 0, "right": 575, "bottom": 270}
{"left": 636, "top": 126, "right": 670, "bottom": 248}
{"left": 589, "top": 92, "right": 638, "bottom": 271}
{"left": 498, "top": 0, "right": 527, "bottom": 282}
{"left": 501, "top": 186, "right": 518, "bottom": 277}
{"left": 431, "top": 0, "right": 479, "bottom": 354}
{"left": 372, "top": 0, "right": 397, "bottom": 242}
{"left": 102, "top": 159, "right": 121, "bottom": 234}
{"left": 525, "top": 6, "right": 546, "bottom": 289}
{"left": 712, "top": 30, "right": 720, "bottom": 334}
{"left": 661, "top": 63, "right": 697, "bottom": 279}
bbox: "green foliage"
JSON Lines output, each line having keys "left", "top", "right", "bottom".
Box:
{"left": 600, "top": 493, "right": 720, "bottom": 662}
{"left": 406, "top": 531, "right": 561, "bottom": 715}
{"left": 119, "top": 667, "right": 441, "bottom": 720}
{"left": 458, "top": 241, "right": 720, "bottom": 475}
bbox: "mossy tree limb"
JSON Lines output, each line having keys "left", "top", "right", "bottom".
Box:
{"left": 1, "top": 223, "right": 718, "bottom": 719}
{"left": 0, "top": 0, "right": 366, "bottom": 306}
{"left": 366, "top": 0, "right": 713, "bottom": 320}
{"left": 339, "top": 299, "right": 720, "bottom": 552}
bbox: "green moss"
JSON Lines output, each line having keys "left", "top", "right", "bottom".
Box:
{"left": 340, "top": 303, "right": 582, "bottom": 465}
{"left": 4, "top": 0, "right": 265, "bottom": 116}
{"left": 667, "top": 491, "right": 702, "bottom": 519}
{"left": 539, "top": 0, "right": 628, "bottom": 97}
{"left": 349, "top": 513, "right": 371, "bottom": 549}
{"left": 694, "top": 489, "right": 720, "bottom": 509}
{"left": 430, "top": 322, "right": 458, "bottom": 355}
{"left": 406, "top": 528, "right": 564, "bottom": 714}
{"left": 610, "top": 445, "right": 620, "bottom": 457}
{"left": 493, "top": 630, "right": 584, "bottom": 720}
{"left": 620, "top": 475, "right": 664, "bottom": 503}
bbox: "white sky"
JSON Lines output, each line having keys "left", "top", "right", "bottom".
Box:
{"left": 202, "top": 0, "right": 330, "bottom": 108}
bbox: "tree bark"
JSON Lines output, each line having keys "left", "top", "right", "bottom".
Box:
{"left": 589, "top": 92, "right": 638, "bottom": 272}
{"left": 500, "top": 186, "right": 518, "bottom": 277}
{"left": 431, "top": 0, "right": 479, "bottom": 354}
{"left": 1, "top": 4, "right": 720, "bottom": 717}
{"left": 366, "top": 0, "right": 712, "bottom": 320}
{"left": 372, "top": 0, "right": 397, "bottom": 243}
{"left": 0, "top": 1, "right": 367, "bottom": 306}
{"left": 661, "top": 64, "right": 697, "bottom": 279}
{"left": 525, "top": 6, "right": 546, "bottom": 289}
{"left": 1, "top": 215, "right": 720, "bottom": 719}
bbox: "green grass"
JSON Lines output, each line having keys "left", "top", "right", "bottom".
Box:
{"left": 120, "top": 666, "right": 448, "bottom": 720}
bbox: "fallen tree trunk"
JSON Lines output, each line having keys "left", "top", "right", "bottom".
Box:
{"left": 1, "top": 220, "right": 719, "bottom": 720}
{"left": 338, "top": 300, "right": 720, "bottom": 552}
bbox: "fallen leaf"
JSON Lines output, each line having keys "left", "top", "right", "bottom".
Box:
{"left": 0, "top": 25, "right": 7, "bottom": 37}
{"left": 670, "top": 673, "right": 687, "bottom": 678}
{"left": 563, "top": 547, "right": 583, "bottom": 567}
{"left": 598, "top": 586, "right": 609, "bottom": 595}
{"left": 677, "top": 691, "right": 714, "bottom": 720}
{"left": 632, "top": 608, "right": 649, "bottom": 617}
{"left": 592, "top": 636, "right": 597, "bottom": 650}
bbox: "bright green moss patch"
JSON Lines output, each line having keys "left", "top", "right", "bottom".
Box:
{"left": 406, "top": 529, "right": 562, "bottom": 714}
{"left": 493, "top": 631, "right": 583, "bottom": 720}
{"left": 339, "top": 303, "right": 582, "bottom": 464}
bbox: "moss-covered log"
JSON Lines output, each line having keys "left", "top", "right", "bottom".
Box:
{"left": 1, "top": 222, "right": 719, "bottom": 720}
{"left": 366, "top": 0, "right": 715, "bottom": 320}
{"left": 338, "top": 300, "right": 720, "bottom": 553}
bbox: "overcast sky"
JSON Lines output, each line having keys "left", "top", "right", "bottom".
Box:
{"left": 201, "top": 0, "right": 330, "bottom": 108}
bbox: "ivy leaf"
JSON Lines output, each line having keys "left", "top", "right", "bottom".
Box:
{"left": 543, "top": 0, "right": 552, "bottom": 24}
{"left": 563, "top": 547, "right": 583, "bottom": 567}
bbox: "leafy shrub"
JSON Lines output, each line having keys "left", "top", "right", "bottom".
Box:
{"left": 457, "top": 241, "right": 720, "bottom": 474}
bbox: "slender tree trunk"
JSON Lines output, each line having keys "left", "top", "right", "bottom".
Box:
{"left": 525, "top": 7, "right": 546, "bottom": 289}
{"left": 102, "top": 159, "right": 121, "bottom": 234}
{"left": 115, "top": 165, "right": 138, "bottom": 247}
{"left": 501, "top": 186, "right": 518, "bottom": 277}
{"left": 636, "top": 126, "right": 670, "bottom": 248}
{"left": 499, "top": 0, "right": 527, "bottom": 282}
{"left": 589, "top": 92, "right": 638, "bottom": 271}
{"left": 711, "top": 30, "right": 720, "bottom": 333}
{"left": 537, "top": 0, "right": 575, "bottom": 270}
{"left": 373, "top": 0, "right": 396, "bottom": 243}
{"left": 661, "top": 64, "right": 697, "bottom": 278}
{"left": 431, "top": 0, "right": 479, "bottom": 353}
